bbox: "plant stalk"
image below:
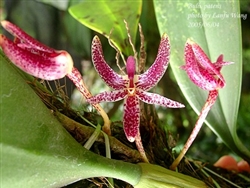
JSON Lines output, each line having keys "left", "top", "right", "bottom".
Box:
{"left": 67, "top": 67, "right": 111, "bottom": 135}
{"left": 170, "top": 90, "right": 219, "bottom": 170}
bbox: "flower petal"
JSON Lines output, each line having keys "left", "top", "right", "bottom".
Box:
{"left": 87, "top": 89, "right": 127, "bottom": 104}
{"left": 137, "top": 33, "right": 170, "bottom": 91}
{"left": 0, "top": 34, "right": 73, "bottom": 80}
{"left": 214, "top": 54, "right": 234, "bottom": 71}
{"left": 190, "top": 40, "right": 226, "bottom": 87}
{"left": 182, "top": 40, "right": 219, "bottom": 90}
{"left": 136, "top": 90, "right": 185, "bottom": 108}
{"left": 123, "top": 95, "right": 140, "bottom": 142}
{"left": 1, "top": 20, "right": 54, "bottom": 53}
{"left": 91, "top": 36, "right": 127, "bottom": 90}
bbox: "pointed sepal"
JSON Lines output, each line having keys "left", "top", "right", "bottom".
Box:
{"left": 137, "top": 33, "right": 170, "bottom": 91}
{"left": 1, "top": 20, "right": 55, "bottom": 53}
{"left": 91, "top": 36, "right": 127, "bottom": 90}
{"left": 0, "top": 34, "right": 73, "bottom": 80}
{"left": 123, "top": 95, "right": 140, "bottom": 142}
{"left": 214, "top": 54, "right": 234, "bottom": 72}
{"left": 136, "top": 90, "right": 185, "bottom": 108}
{"left": 182, "top": 39, "right": 233, "bottom": 91}
{"left": 87, "top": 89, "right": 127, "bottom": 104}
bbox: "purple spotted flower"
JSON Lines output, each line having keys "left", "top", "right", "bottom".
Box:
{"left": 0, "top": 20, "right": 73, "bottom": 80}
{"left": 181, "top": 39, "right": 232, "bottom": 90}
{"left": 0, "top": 20, "right": 111, "bottom": 133}
{"left": 170, "top": 39, "right": 233, "bottom": 170}
{"left": 88, "top": 34, "right": 185, "bottom": 142}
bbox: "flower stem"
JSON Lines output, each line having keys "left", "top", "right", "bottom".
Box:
{"left": 67, "top": 67, "right": 111, "bottom": 135}
{"left": 135, "top": 131, "right": 149, "bottom": 163}
{"left": 170, "top": 90, "right": 219, "bottom": 170}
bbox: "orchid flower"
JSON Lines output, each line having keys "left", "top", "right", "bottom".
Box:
{"left": 170, "top": 39, "right": 233, "bottom": 170}
{"left": 0, "top": 20, "right": 111, "bottom": 134}
{"left": 88, "top": 34, "right": 185, "bottom": 144}
{"left": 0, "top": 20, "right": 73, "bottom": 80}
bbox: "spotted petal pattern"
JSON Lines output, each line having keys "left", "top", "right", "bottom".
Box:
{"left": 88, "top": 33, "right": 184, "bottom": 142}
{"left": 87, "top": 89, "right": 127, "bottom": 103}
{"left": 181, "top": 39, "right": 233, "bottom": 91}
{"left": 137, "top": 33, "right": 170, "bottom": 91}
{"left": 191, "top": 41, "right": 226, "bottom": 86}
{"left": 1, "top": 20, "right": 55, "bottom": 53}
{"left": 92, "top": 36, "right": 127, "bottom": 90}
{"left": 136, "top": 90, "right": 185, "bottom": 108}
{"left": 0, "top": 21, "right": 73, "bottom": 80}
{"left": 0, "top": 20, "right": 112, "bottom": 136}
{"left": 123, "top": 95, "right": 140, "bottom": 142}
{"left": 171, "top": 40, "right": 234, "bottom": 169}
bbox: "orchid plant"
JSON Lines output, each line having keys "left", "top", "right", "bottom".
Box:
{"left": 1, "top": 50, "right": 208, "bottom": 188}
{"left": 89, "top": 33, "right": 185, "bottom": 140}
{"left": 0, "top": 20, "right": 111, "bottom": 135}
{"left": 0, "top": 20, "right": 184, "bottom": 162}
{"left": 88, "top": 31, "right": 184, "bottom": 162}
{"left": 0, "top": 19, "right": 208, "bottom": 188}
{"left": 1, "top": 0, "right": 247, "bottom": 187}
{"left": 170, "top": 39, "right": 233, "bottom": 170}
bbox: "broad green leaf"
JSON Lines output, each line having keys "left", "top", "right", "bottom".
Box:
{"left": 36, "top": 0, "right": 69, "bottom": 10}
{"left": 154, "top": 1, "right": 250, "bottom": 161}
{"left": 68, "top": 0, "right": 142, "bottom": 56}
{"left": 0, "top": 53, "right": 141, "bottom": 187}
{"left": 0, "top": 52, "right": 206, "bottom": 187}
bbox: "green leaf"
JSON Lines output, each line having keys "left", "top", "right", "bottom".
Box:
{"left": 36, "top": 0, "right": 69, "bottom": 10}
{"left": 0, "top": 52, "right": 142, "bottom": 187}
{"left": 68, "top": 0, "right": 142, "bottom": 56}
{"left": 154, "top": 1, "right": 250, "bottom": 161}
{"left": 0, "top": 52, "right": 207, "bottom": 187}
{"left": 135, "top": 163, "right": 207, "bottom": 188}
